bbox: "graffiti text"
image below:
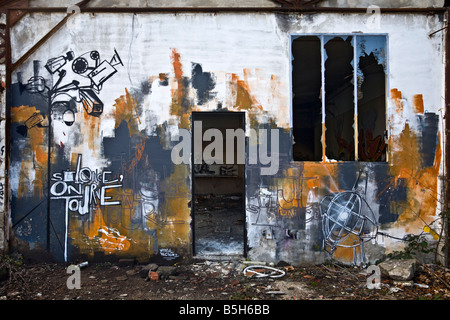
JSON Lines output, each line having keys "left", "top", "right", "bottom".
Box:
{"left": 50, "top": 155, "right": 124, "bottom": 216}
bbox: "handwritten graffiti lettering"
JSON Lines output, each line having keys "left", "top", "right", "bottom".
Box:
{"left": 278, "top": 207, "right": 299, "bottom": 218}
{"left": 0, "top": 182, "right": 4, "bottom": 207}
{"left": 50, "top": 155, "right": 123, "bottom": 215}
{"left": 160, "top": 248, "right": 179, "bottom": 261}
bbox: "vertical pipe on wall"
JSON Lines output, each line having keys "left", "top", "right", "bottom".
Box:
{"left": 191, "top": 113, "right": 196, "bottom": 257}
{"left": 46, "top": 95, "right": 51, "bottom": 253}
{"left": 445, "top": 8, "right": 450, "bottom": 267}
{"left": 3, "top": 9, "right": 11, "bottom": 254}
{"left": 320, "top": 35, "right": 326, "bottom": 162}
{"left": 353, "top": 36, "right": 359, "bottom": 161}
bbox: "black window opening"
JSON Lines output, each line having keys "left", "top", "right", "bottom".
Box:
{"left": 292, "top": 34, "right": 387, "bottom": 162}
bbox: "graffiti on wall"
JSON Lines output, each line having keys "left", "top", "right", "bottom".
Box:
{"left": 9, "top": 41, "right": 443, "bottom": 265}
{"left": 246, "top": 87, "right": 442, "bottom": 265}
{"left": 50, "top": 154, "right": 124, "bottom": 216}
{"left": 194, "top": 163, "right": 239, "bottom": 177}
{"left": 320, "top": 170, "right": 378, "bottom": 265}
{"left": 19, "top": 49, "right": 123, "bottom": 127}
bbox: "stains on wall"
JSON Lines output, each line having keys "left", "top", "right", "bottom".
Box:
{"left": 9, "top": 47, "right": 255, "bottom": 262}
{"left": 245, "top": 88, "right": 442, "bottom": 265}
{"left": 6, "top": 12, "right": 445, "bottom": 265}
{"left": 9, "top": 50, "right": 443, "bottom": 265}
{"left": 387, "top": 89, "right": 441, "bottom": 230}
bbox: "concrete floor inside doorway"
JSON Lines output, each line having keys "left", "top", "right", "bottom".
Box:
{"left": 194, "top": 194, "right": 245, "bottom": 257}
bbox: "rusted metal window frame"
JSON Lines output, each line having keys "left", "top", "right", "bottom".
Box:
{"left": 290, "top": 33, "right": 389, "bottom": 163}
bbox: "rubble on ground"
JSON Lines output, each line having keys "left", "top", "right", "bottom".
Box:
{"left": 0, "top": 254, "right": 449, "bottom": 300}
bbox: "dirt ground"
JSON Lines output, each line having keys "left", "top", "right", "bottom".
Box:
{"left": 1, "top": 256, "right": 450, "bottom": 302}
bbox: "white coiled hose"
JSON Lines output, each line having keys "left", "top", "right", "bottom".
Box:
{"left": 243, "top": 265, "right": 286, "bottom": 278}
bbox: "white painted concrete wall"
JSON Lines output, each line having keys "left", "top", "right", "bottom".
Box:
{"left": 27, "top": 0, "right": 445, "bottom": 8}
{"left": 12, "top": 12, "right": 444, "bottom": 130}
{"left": 5, "top": 10, "right": 447, "bottom": 263}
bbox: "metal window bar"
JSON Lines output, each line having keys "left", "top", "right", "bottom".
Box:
{"left": 317, "top": 34, "right": 382, "bottom": 162}
{"left": 353, "top": 36, "right": 359, "bottom": 161}
{"left": 320, "top": 35, "right": 326, "bottom": 162}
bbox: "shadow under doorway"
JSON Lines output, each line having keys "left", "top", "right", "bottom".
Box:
{"left": 191, "top": 111, "right": 246, "bottom": 258}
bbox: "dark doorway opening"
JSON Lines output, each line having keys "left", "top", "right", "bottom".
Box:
{"left": 192, "top": 112, "right": 246, "bottom": 257}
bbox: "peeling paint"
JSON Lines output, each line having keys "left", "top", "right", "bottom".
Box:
{"left": 6, "top": 12, "right": 446, "bottom": 266}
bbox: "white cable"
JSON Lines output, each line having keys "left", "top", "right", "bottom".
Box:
{"left": 243, "top": 265, "right": 286, "bottom": 278}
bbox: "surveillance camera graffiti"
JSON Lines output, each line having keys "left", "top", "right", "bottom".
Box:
{"left": 20, "top": 48, "right": 123, "bottom": 129}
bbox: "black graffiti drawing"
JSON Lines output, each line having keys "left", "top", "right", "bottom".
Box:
{"left": 193, "top": 162, "right": 215, "bottom": 175}
{"left": 21, "top": 49, "right": 123, "bottom": 127}
{"left": 0, "top": 182, "right": 4, "bottom": 203}
{"left": 320, "top": 170, "right": 378, "bottom": 264}
{"left": 194, "top": 163, "right": 239, "bottom": 177}
{"left": 219, "top": 165, "right": 238, "bottom": 176}
{"left": 276, "top": 175, "right": 322, "bottom": 224}
{"left": 247, "top": 188, "right": 281, "bottom": 228}
{"left": 248, "top": 174, "right": 322, "bottom": 229}
{"left": 100, "top": 156, "right": 186, "bottom": 230}
{"left": 140, "top": 182, "right": 186, "bottom": 228}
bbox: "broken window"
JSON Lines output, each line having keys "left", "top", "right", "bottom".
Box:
{"left": 292, "top": 34, "right": 387, "bottom": 162}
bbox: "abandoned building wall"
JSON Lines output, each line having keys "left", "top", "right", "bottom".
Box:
{"left": 0, "top": 12, "right": 5, "bottom": 254}
{"left": 25, "top": 0, "right": 445, "bottom": 8}
{"left": 319, "top": 0, "right": 444, "bottom": 8}
{"left": 28, "top": 0, "right": 278, "bottom": 7}
{"left": 6, "top": 10, "right": 446, "bottom": 265}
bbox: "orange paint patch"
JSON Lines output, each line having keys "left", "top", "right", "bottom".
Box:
{"left": 169, "top": 49, "right": 191, "bottom": 128}
{"left": 11, "top": 105, "right": 48, "bottom": 198}
{"left": 389, "top": 123, "right": 422, "bottom": 179}
{"left": 306, "top": 176, "right": 320, "bottom": 189}
{"left": 391, "top": 88, "right": 403, "bottom": 113}
{"left": 332, "top": 234, "right": 363, "bottom": 263}
{"left": 171, "top": 49, "right": 183, "bottom": 82}
{"left": 412, "top": 94, "right": 424, "bottom": 114}
{"left": 71, "top": 207, "right": 131, "bottom": 254}
{"left": 386, "top": 100, "right": 442, "bottom": 229}
{"left": 236, "top": 79, "right": 255, "bottom": 111}
{"left": 157, "top": 165, "right": 191, "bottom": 246}
{"left": 277, "top": 163, "right": 340, "bottom": 210}
{"left": 159, "top": 73, "right": 168, "bottom": 82}
{"left": 226, "top": 73, "right": 259, "bottom": 127}
{"left": 114, "top": 88, "right": 141, "bottom": 135}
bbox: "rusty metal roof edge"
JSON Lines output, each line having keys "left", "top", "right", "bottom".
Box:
{"left": 3, "top": 6, "right": 448, "bottom": 14}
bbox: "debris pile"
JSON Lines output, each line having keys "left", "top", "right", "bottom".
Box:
{"left": 0, "top": 254, "right": 449, "bottom": 300}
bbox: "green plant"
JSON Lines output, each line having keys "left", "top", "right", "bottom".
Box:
{"left": 309, "top": 280, "right": 320, "bottom": 287}
{"left": 0, "top": 254, "right": 25, "bottom": 283}
{"left": 385, "top": 206, "right": 449, "bottom": 264}
{"left": 387, "top": 233, "right": 434, "bottom": 260}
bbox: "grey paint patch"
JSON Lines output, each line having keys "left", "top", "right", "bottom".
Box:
{"left": 421, "top": 112, "right": 439, "bottom": 168}
{"left": 191, "top": 63, "right": 216, "bottom": 105}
